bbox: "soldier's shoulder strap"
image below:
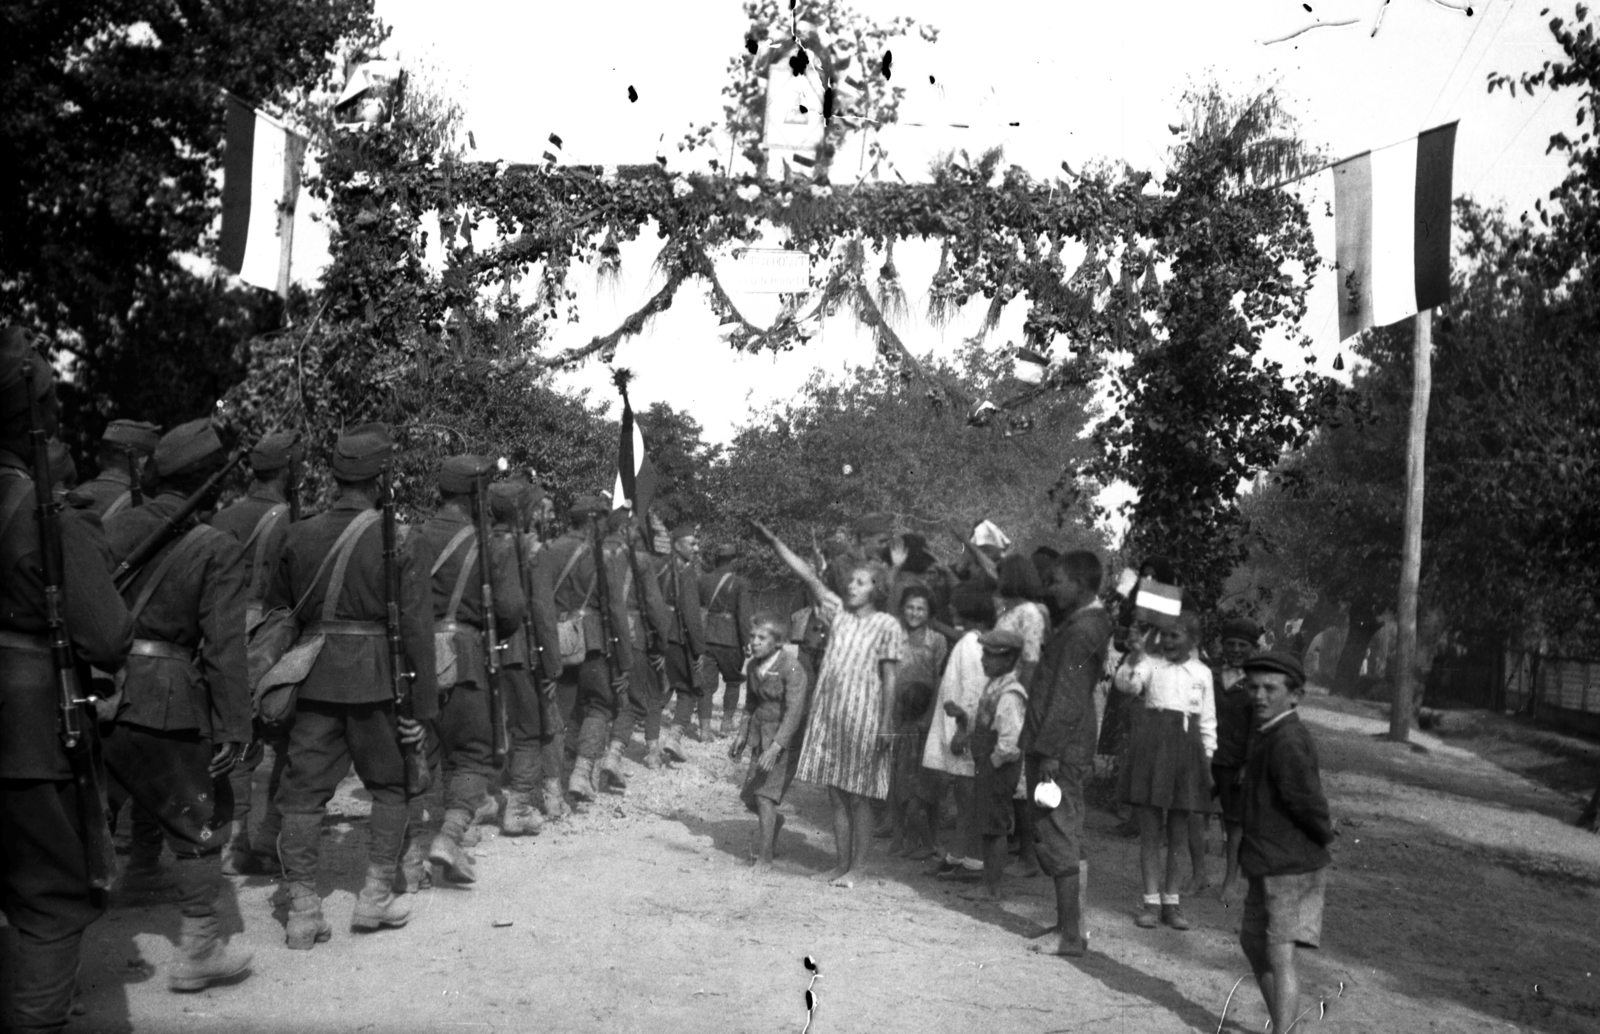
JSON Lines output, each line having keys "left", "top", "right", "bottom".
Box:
{"left": 126, "top": 525, "right": 209, "bottom": 625}
{"left": 707, "top": 572, "right": 734, "bottom": 611}
{"left": 289, "top": 509, "right": 381, "bottom": 621}
{"left": 430, "top": 523, "right": 475, "bottom": 578}
{"left": 102, "top": 490, "right": 132, "bottom": 519}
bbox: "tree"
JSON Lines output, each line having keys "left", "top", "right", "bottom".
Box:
{"left": 636, "top": 403, "right": 722, "bottom": 528}
{"left": 0, "top": 0, "right": 382, "bottom": 453}
{"left": 708, "top": 342, "right": 1108, "bottom": 585}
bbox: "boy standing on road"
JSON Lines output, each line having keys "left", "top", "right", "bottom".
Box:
{"left": 1238, "top": 651, "right": 1336, "bottom": 1033}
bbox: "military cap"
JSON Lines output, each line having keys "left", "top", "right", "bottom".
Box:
{"left": 604, "top": 507, "right": 634, "bottom": 534}
{"left": 153, "top": 418, "right": 226, "bottom": 479}
{"left": 332, "top": 423, "right": 392, "bottom": 480}
{"left": 488, "top": 479, "right": 533, "bottom": 521}
{"left": 249, "top": 432, "right": 303, "bottom": 474}
{"left": 570, "top": 493, "right": 610, "bottom": 517}
{"left": 1242, "top": 651, "right": 1305, "bottom": 686}
{"left": 853, "top": 512, "right": 892, "bottom": 537}
{"left": 438, "top": 454, "right": 493, "bottom": 495}
{"left": 669, "top": 520, "right": 698, "bottom": 540}
{"left": 713, "top": 543, "right": 739, "bottom": 561}
{"left": 978, "top": 628, "right": 1025, "bottom": 654}
{"left": 0, "top": 325, "right": 54, "bottom": 429}
{"left": 103, "top": 419, "right": 161, "bottom": 452}
{"left": 1220, "top": 617, "right": 1263, "bottom": 644}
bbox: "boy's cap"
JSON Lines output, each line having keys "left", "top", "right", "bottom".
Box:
{"left": 978, "top": 628, "right": 1024, "bottom": 653}
{"left": 1220, "top": 617, "right": 1263, "bottom": 643}
{"left": 332, "top": 423, "right": 392, "bottom": 479}
{"left": 1242, "top": 651, "right": 1305, "bottom": 685}
{"left": 103, "top": 419, "right": 161, "bottom": 452}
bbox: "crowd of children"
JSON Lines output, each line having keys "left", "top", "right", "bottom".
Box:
{"left": 716, "top": 519, "right": 1335, "bottom": 1030}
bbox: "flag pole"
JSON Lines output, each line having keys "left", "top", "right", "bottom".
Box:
{"left": 1390, "top": 307, "right": 1432, "bottom": 741}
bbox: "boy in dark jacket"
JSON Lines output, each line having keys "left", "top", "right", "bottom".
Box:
{"left": 1212, "top": 616, "right": 1261, "bottom": 905}
{"left": 1238, "top": 651, "right": 1336, "bottom": 1034}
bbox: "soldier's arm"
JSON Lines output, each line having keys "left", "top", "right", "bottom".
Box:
{"left": 60, "top": 506, "right": 133, "bottom": 670}
{"left": 200, "top": 535, "right": 253, "bottom": 746}
{"left": 527, "top": 544, "right": 563, "bottom": 681}
{"left": 402, "top": 531, "right": 440, "bottom": 720}
{"left": 488, "top": 533, "right": 525, "bottom": 640}
{"left": 680, "top": 563, "right": 707, "bottom": 655}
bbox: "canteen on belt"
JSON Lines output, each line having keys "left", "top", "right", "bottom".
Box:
{"left": 1033, "top": 777, "right": 1062, "bottom": 810}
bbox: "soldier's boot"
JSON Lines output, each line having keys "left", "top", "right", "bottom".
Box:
{"left": 427, "top": 808, "right": 477, "bottom": 884}
{"left": 351, "top": 864, "right": 412, "bottom": 931}
{"left": 395, "top": 835, "right": 432, "bottom": 894}
{"left": 661, "top": 724, "right": 688, "bottom": 764}
{"left": 168, "top": 915, "right": 252, "bottom": 992}
{"left": 168, "top": 856, "right": 251, "bottom": 991}
{"left": 541, "top": 778, "right": 572, "bottom": 820}
{"left": 568, "top": 757, "right": 598, "bottom": 802}
{"left": 501, "top": 791, "right": 543, "bottom": 836}
{"left": 6, "top": 930, "right": 81, "bottom": 1032}
{"left": 642, "top": 739, "right": 665, "bottom": 770}
{"left": 283, "top": 882, "right": 331, "bottom": 950}
{"left": 597, "top": 740, "right": 629, "bottom": 793}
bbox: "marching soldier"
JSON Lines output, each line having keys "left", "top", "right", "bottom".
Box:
{"left": 0, "top": 327, "right": 133, "bottom": 1033}
{"left": 699, "top": 542, "right": 753, "bottom": 739}
{"left": 208, "top": 432, "right": 302, "bottom": 875}
{"left": 75, "top": 419, "right": 160, "bottom": 519}
{"left": 266, "top": 423, "right": 436, "bottom": 949}
{"left": 101, "top": 418, "right": 253, "bottom": 992}
{"left": 601, "top": 510, "right": 674, "bottom": 786}
{"left": 417, "top": 456, "right": 525, "bottom": 882}
{"left": 487, "top": 479, "right": 564, "bottom": 832}
{"left": 536, "top": 494, "right": 633, "bottom": 802}
{"left": 657, "top": 521, "right": 708, "bottom": 765}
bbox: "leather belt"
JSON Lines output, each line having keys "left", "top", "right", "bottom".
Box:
{"left": 132, "top": 638, "right": 195, "bottom": 662}
{"left": 304, "top": 620, "right": 386, "bottom": 637}
{"left": 435, "top": 621, "right": 478, "bottom": 635}
{"left": 0, "top": 630, "right": 49, "bottom": 653}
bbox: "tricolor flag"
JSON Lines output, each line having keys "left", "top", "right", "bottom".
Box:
{"left": 611, "top": 369, "right": 659, "bottom": 520}
{"left": 1332, "top": 121, "right": 1457, "bottom": 341}
{"left": 1134, "top": 580, "right": 1183, "bottom": 627}
{"left": 220, "top": 95, "right": 307, "bottom": 296}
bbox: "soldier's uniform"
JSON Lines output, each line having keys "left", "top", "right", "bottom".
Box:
{"left": 486, "top": 479, "right": 564, "bottom": 833}
{"left": 699, "top": 545, "right": 753, "bottom": 738}
{"left": 656, "top": 522, "right": 708, "bottom": 765}
{"left": 267, "top": 424, "right": 437, "bottom": 949}
{"left": 606, "top": 513, "right": 674, "bottom": 780}
{"left": 0, "top": 329, "right": 134, "bottom": 1033}
{"left": 74, "top": 419, "right": 160, "bottom": 520}
{"left": 101, "top": 418, "right": 254, "bottom": 992}
{"left": 207, "top": 432, "right": 301, "bottom": 874}
{"left": 534, "top": 495, "right": 633, "bottom": 802}
{"left": 417, "top": 456, "right": 525, "bottom": 883}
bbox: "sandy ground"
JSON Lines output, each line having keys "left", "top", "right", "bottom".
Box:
{"left": 57, "top": 695, "right": 1600, "bottom": 1034}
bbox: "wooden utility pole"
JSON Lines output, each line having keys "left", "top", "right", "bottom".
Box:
{"left": 1390, "top": 308, "right": 1432, "bottom": 741}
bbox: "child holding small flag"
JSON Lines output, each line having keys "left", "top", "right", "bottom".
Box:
{"left": 1113, "top": 607, "right": 1216, "bottom": 931}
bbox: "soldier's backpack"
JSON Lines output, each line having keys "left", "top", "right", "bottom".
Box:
{"left": 553, "top": 543, "right": 593, "bottom": 667}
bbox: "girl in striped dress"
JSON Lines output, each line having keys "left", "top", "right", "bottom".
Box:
{"left": 750, "top": 519, "right": 905, "bottom": 887}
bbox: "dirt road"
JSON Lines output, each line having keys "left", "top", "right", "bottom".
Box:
{"left": 62, "top": 696, "right": 1600, "bottom": 1033}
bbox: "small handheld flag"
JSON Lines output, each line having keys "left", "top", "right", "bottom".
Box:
{"left": 1134, "top": 580, "right": 1183, "bottom": 627}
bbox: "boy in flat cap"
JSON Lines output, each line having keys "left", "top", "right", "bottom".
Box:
{"left": 1211, "top": 615, "right": 1262, "bottom": 905}
{"left": 101, "top": 417, "right": 253, "bottom": 991}
{"left": 699, "top": 542, "right": 753, "bottom": 738}
{"left": 657, "top": 520, "right": 708, "bottom": 764}
{"left": 77, "top": 418, "right": 160, "bottom": 520}
{"left": 0, "top": 326, "right": 135, "bottom": 1031}
{"left": 535, "top": 493, "right": 634, "bottom": 803}
{"left": 487, "top": 479, "right": 564, "bottom": 833}
{"left": 1237, "top": 651, "right": 1335, "bottom": 1034}
{"left": 267, "top": 423, "right": 437, "bottom": 949}
{"left": 418, "top": 455, "right": 526, "bottom": 881}
{"left": 209, "top": 431, "right": 304, "bottom": 875}
{"left": 944, "top": 627, "right": 1029, "bottom": 902}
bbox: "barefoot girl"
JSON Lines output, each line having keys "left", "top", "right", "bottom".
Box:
{"left": 729, "top": 613, "right": 810, "bottom": 870}
{"left": 750, "top": 519, "right": 905, "bottom": 887}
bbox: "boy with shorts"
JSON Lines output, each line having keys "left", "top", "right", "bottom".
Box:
{"left": 1238, "top": 652, "right": 1336, "bottom": 1033}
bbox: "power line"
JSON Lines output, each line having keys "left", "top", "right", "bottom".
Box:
{"left": 1467, "top": 87, "right": 1561, "bottom": 195}
{"left": 1436, "top": 0, "right": 1518, "bottom": 122}
{"left": 1423, "top": 0, "right": 1493, "bottom": 126}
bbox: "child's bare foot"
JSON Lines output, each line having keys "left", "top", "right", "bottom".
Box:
{"left": 753, "top": 857, "right": 774, "bottom": 872}
{"left": 813, "top": 866, "right": 851, "bottom": 883}
{"left": 1218, "top": 877, "right": 1242, "bottom": 907}
{"left": 1028, "top": 932, "right": 1087, "bottom": 958}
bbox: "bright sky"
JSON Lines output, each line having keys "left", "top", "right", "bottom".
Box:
{"left": 285, "top": 0, "right": 1573, "bottom": 448}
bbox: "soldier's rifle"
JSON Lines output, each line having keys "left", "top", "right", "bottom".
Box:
{"left": 22, "top": 363, "right": 118, "bottom": 891}
{"left": 507, "top": 496, "right": 549, "bottom": 697}
{"left": 380, "top": 461, "right": 432, "bottom": 796}
{"left": 588, "top": 513, "right": 624, "bottom": 685}
{"left": 471, "top": 473, "right": 506, "bottom": 769}
{"left": 110, "top": 450, "right": 246, "bottom": 593}
{"left": 620, "top": 513, "right": 664, "bottom": 661}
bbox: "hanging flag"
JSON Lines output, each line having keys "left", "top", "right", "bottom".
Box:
{"left": 611, "top": 369, "right": 659, "bottom": 518}
{"left": 1332, "top": 121, "right": 1457, "bottom": 341}
{"left": 219, "top": 95, "right": 307, "bottom": 297}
